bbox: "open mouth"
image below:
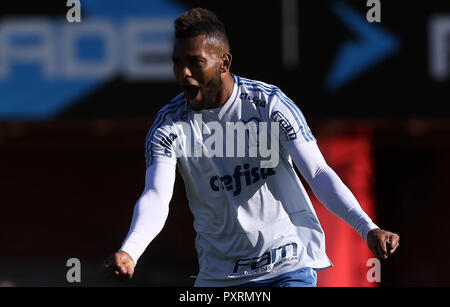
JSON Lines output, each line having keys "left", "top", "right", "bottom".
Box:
{"left": 183, "top": 85, "right": 200, "bottom": 101}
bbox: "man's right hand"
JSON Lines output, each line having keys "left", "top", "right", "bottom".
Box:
{"left": 102, "top": 251, "right": 135, "bottom": 280}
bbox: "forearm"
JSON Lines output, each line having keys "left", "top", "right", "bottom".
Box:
{"left": 119, "top": 162, "right": 175, "bottom": 264}
{"left": 119, "top": 192, "right": 170, "bottom": 264}
{"left": 308, "top": 164, "right": 379, "bottom": 241}
{"left": 287, "top": 141, "right": 379, "bottom": 242}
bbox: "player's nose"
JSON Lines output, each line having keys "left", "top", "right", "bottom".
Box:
{"left": 174, "top": 64, "right": 192, "bottom": 82}
{"left": 181, "top": 65, "right": 193, "bottom": 79}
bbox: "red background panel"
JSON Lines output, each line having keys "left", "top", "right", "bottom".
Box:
{"left": 310, "top": 135, "right": 377, "bottom": 287}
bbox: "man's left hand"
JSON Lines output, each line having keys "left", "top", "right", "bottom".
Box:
{"left": 367, "top": 228, "right": 400, "bottom": 259}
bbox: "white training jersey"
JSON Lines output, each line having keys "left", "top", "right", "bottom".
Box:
{"left": 145, "top": 75, "right": 332, "bottom": 286}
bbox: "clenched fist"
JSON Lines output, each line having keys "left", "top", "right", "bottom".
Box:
{"left": 367, "top": 228, "right": 400, "bottom": 260}
{"left": 102, "top": 251, "right": 135, "bottom": 280}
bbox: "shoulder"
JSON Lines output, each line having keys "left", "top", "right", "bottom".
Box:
{"left": 236, "top": 75, "right": 278, "bottom": 96}
{"left": 157, "top": 92, "right": 186, "bottom": 117}
{"left": 235, "top": 75, "right": 299, "bottom": 112}
{"left": 235, "top": 75, "right": 290, "bottom": 105}
{"left": 152, "top": 92, "right": 187, "bottom": 125}
{"left": 146, "top": 93, "right": 186, "bottom": 138}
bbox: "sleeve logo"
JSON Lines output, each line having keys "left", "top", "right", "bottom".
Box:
{"left": 270, "top": 111, "right": 297, "bottom": 140}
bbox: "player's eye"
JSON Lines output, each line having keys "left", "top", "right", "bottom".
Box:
{"left": 172, "top": 57, "right": 181, "bottom": 66}
{"left": 190, "top": 58, "right": 204, "bottom": 66}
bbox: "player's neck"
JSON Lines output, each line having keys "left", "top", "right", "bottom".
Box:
{"left": 215, "top": 73, "right": 235, "bottom": 108}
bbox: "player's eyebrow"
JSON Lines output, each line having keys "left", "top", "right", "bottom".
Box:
{"left": 189, "top": 55, "right": 206, "bottom": 61}
{"left": 172, "top": 55, "right": 206, "bottom": 63}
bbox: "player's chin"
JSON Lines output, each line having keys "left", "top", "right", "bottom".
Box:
{"left": 187, "top": 98, "right": 204, "bottom": 110}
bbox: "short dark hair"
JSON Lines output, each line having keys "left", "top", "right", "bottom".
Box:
{"left": 174, "top": 8, "right": 230, "bottom": 52}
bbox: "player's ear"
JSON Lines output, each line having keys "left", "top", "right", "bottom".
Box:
{"left": 220, "top": 52, "right": 232, "bottom": 73}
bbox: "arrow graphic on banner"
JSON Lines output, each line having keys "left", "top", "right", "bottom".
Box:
{"left": 324, "top": 1, "right": 401, "bottom": 92}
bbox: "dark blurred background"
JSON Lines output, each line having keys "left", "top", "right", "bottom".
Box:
{"left": 0, "top": 0, "right": 449, "bottom": 287}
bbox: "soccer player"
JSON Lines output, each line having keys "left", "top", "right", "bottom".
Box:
{"left": 102, "top": 8, "right": 400, "bottom": 287}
